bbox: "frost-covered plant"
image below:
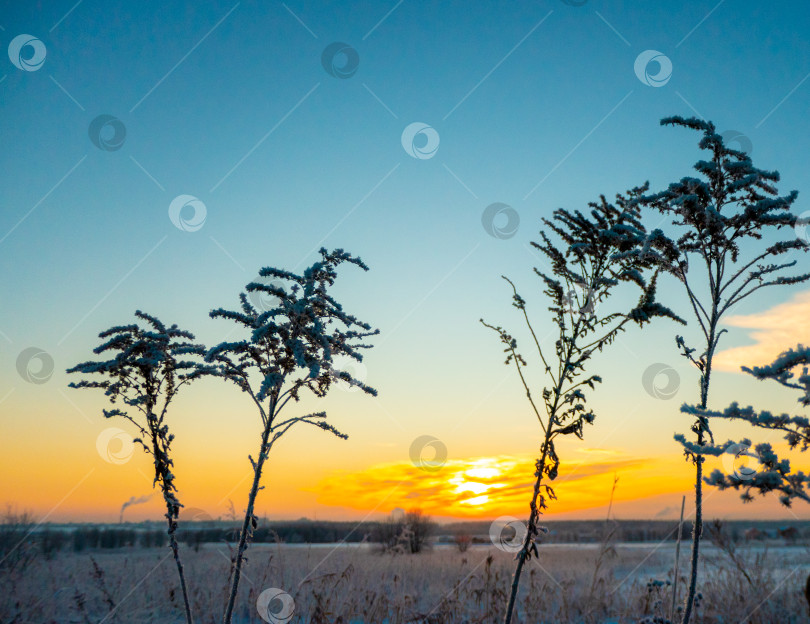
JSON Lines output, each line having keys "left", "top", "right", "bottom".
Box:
{"left": 587, "top": 475, "right": 619, "bottom": 615}
{"left": 684, "top": 346, "right": 810, "bottom": 506}
{"left": 634, "top": 116, "right": 810, "bottom": 624}
{"left": 703, "top": 519, "right": 754, "bottom": 587}
{"left": 67, "top": 311, "right": 209, "bottom": 624}
{"left": 483, "top": 187, "right": 682, "bottom": 624}
{"left": 206, "top": 248, "right": 378, "bottom": 624}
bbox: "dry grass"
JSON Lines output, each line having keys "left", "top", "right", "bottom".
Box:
{"left": 2, "top": 542, "right": 808, "bottom": 623}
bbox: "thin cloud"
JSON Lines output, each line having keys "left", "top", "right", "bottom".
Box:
{"left": 714, "top": 290, "right": 810, "bottom": 372}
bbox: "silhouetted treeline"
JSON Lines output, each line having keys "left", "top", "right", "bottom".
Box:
{"left": 9, "top": 519, "right": 810, "bottom": 555}
{"left": 177, "top": 520, "right": 377, "bottom": 551}
{"left": 441, "top": 519, "right": 810, "bottom": 544}
{"left": 21, "top": 520, "right": 380, "bottom": 554}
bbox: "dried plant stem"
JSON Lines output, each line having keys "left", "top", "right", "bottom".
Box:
{"left": 487, "top": 188, "right": 681, "bottom": 624}
{"left": 223, "top": 410, "right": 274, "bottom": 624}
{"left": 502, "top": 310, "right": 575, "bottom": 624}
{"left": 166, "top": 509, "right": 193, "bottom": 624}
{"left": 636, "top": 116, "right": 809, "bottom": 623}
{"left": 504, "top": 430, "right": 553, "bottom": 624}
{"left": 681, "top": 337, "right": 714, "bottom": 624}
{"left": 682, "top": 459, "right": 703, "bottom": 622}
{"left": 670, "top": 495, "right": 686, "bottom": 621}
{"left": 211, "top": 250, "right": 378, "bottom": 624}
{"left": 148, "top": 410, "right": 194, "bottom": 624}
{"left": 66, "top": 312, "right": 209, "bottom": 624}
{"left": 588, "top": 475, "right": 619, "bottom": 606}
{"left": 503, "top": 310, "right": 592, "bottom": 624}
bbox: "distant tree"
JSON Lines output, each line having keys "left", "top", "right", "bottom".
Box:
{"left": 635, "top": 116, "right": 809, "bottom": 624}
{"left": 453, "top": 532, "right": 472, "bottom": 553}
{"left": 184, "top": 529, "right": 205, "bottom": 553}
{"left": 483, "top": 187, "right": 682, "bottom": 624}
{"left": 40, "top": 529, "right": 68, "bottom": 558}
{"left": 0, "top": 506, "right": 37, "bottom": 576}
{"left": 72, "top": 527, "right": 87, "bottom": 552}
{"left": 372, "top": 508, "right": 435, "bottom": 554}
{"left": 137, "top": 529, "right": 157, "bottom": 549}
{"left": 371, "top": 513, "right": 404, "bottom": 553}
{"left": 206, "top": 248, "right": 378, "bottom": 624}
{"left": 403, "top": 509, "right": 435, "bottom": 554}
{"left": 67, "top": 311, "right": 209, "bottom": 624}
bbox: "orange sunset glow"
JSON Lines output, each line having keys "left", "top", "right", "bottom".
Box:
{"left": 313, "top": 453, "right": 679, "bottom": 519}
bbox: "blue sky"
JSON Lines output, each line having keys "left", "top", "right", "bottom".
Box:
{"left": 3, "top": 0, "right": 810, "bottom": 521}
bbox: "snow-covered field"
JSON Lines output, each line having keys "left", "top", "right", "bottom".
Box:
{"left": 3, "top": 541, "right": 809, "bottom": 623}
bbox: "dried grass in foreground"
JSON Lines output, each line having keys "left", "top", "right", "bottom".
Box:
{"left": 3, "top": 542, "right": 808, "bottom": 623}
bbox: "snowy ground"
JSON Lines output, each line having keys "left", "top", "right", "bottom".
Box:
{"left": 3, "top": 541, "right": 809, "bottom": 623}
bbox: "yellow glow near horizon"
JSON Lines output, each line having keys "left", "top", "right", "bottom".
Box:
{"left": 461, "top": 495, "right": 489, "bottom": 506}
{"left": 312, "top": 452, "right": 703, "bottom": 519}
{"left": 465, "top": 466, "right": 500, "bottom": 479}
{"left": 449, "top": 458, "right": 509, "bottom": 499}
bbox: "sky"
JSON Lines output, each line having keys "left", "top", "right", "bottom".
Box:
{"left": 2, "top": 0, "right": 810, "bottom": 526}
